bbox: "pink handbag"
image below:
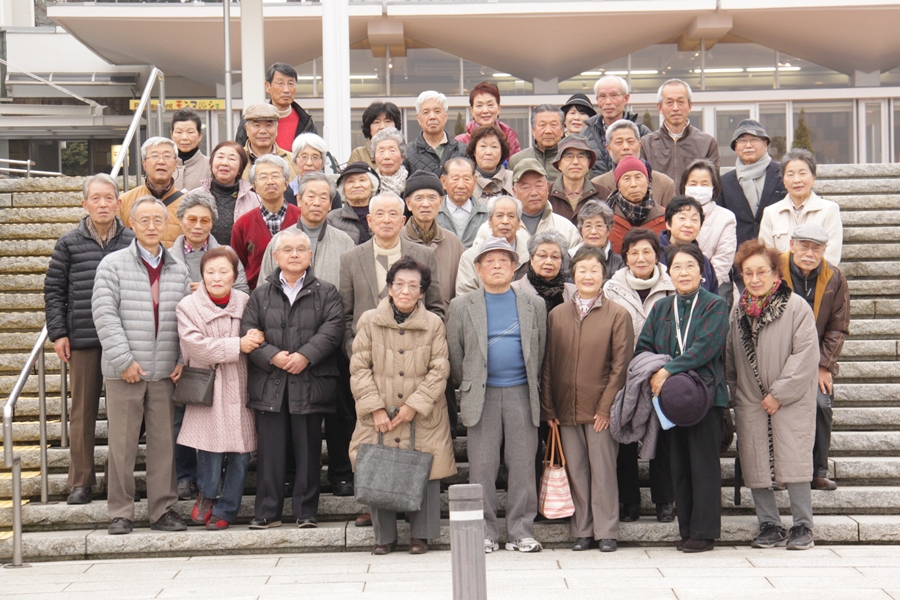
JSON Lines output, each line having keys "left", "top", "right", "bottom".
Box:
{"left": 538, "top": 422, "right": 576, "bottom": 519}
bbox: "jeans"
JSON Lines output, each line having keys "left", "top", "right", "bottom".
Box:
{"left": 173, "top": 404, "right": 198, "bottom": 483}
{"left": 196, "top": 450, "right": 251, "bottom": 523}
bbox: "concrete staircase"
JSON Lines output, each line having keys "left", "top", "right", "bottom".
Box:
{"left": 2, "top": 166, "right": 900, "bottom": 561}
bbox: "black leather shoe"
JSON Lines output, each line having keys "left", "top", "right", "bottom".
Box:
{"left": 108, "top": 517, "right": 133, "bottom": 535}
{"left": 683, "top": 538, "right": 715, "bottom": 553}
{"left": 619, "top": 502, "right": 641, "bottom": 522}
{"left": 67, "top": 487, "right": 92, "bottom": 505}
{"left": 249, "top": 517, "right": 283, "bottom": 529}
{"left": 599, "top": 539, "right": 617, "bottom": 552}
{"left": 150, "top": 509, "right": 187, "bottom": 532}
{"left": 676, "top": 537, "right": 690, "bottom": 551}
{"left": 572, "top": 537, "right": 593, "bottom": 551}
{"left": 656, "top": 502, "right": 675, "bottom": 523}
{"left": 297, "top": 518, "right": 318, "bottom": 529}
{"left": 332, "top": 480, "right": 354, "bottom": 497}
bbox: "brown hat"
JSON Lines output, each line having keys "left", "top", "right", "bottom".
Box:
{"left": 552, "top": 134, "right": 597, "bottom": 170}
{"left": 244, "top": 103, "right": 279, "bottom": 122}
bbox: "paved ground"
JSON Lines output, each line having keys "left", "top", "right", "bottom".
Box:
{"left": 4, "top": 545, "right": 900, "bottom": 599}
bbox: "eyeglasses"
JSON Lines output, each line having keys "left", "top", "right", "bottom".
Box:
{"left": 626, "top": 249, "right": 655, "bottom": 259}
{"left": 269, "top": 80, "right": 297, "bottom": 89}
{"left": 134, "top": 217, "right": 166, "bottom": 228}
{"left": 560, "top": 151, "right": 590, "bottom": 162}
{"left": 295, "top": 153, "right": 323, "bottom": 164}
{"left": 255, "top": 173, "right": 285, "bottom": 184}
{"left": 534, "top": 252, "right": 562, "bottom": 262}
{"left": 596, "top": 92, "right": 623, "bottom": 102}
{"left": 742, "top": 269, "right": 773, "bottom": 280}
{"left": 793, "top": 241, "right": 825, "bottom": 255}
{"left": 669, "top": 263, "right": 700, "bottom": 274}
{"left": 582, "top": 222, "right": 608, "bottom": 232}
{"left": 145, "top": 153, "right": 175, "bottom": 162}
{"left": 277, "top": 246, "right": 309, "bottom": 256}
{"left": 391, "top": 281, "right": 421, "bottom": 293}
{"left": 183, "top": 216, "right": 212, "bottom": 226}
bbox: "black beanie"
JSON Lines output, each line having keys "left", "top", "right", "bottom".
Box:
{"left": 403, "top": 170, "right": 444, "bottom": 199}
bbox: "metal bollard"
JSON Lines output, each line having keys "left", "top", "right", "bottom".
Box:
{"left": 449, "top": 484, "right": 487, "bottom": 600}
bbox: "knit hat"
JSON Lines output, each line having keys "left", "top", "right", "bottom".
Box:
{"left": 552, "top": 134, "right": 597, "bottom": 170}
{"left": 730, "top": 119, "right": 771, "bottom": 150}
{"left": 336, "top": 161, "right": 380, "bottom": 189}
{"left": 614, "top": 155, "right": 648, "bottom": 185}
{"left": 243, "top": 103, "right": 279, "bottom": 121}
{"left": 512, "top": 158, "right": 547, "bottom": 183}
{"left": 791, "top": 223, "right": 829, "bottom": 245}
{"left": 403, "top": 170, "right": 444, "bottom": 199}
{"left": 475, "top": 236, "right": 518, "bottom": 264}
{"left": 561, "top": 93, "right": 597, "bottom": 119}
{"left": 658, "top": 371, "right": 712, "bottom": 427}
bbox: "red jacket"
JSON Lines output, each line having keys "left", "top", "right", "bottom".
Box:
{"left": 231, "top": 204, "right": 301, "bottom": 290}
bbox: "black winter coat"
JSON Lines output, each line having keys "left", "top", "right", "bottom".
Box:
{"left": 241, "top": 268, "right": 344, "bottom": 415}
{"left": 719, "top": 161, "right": 787, "bottom": 246}
{"left": 403, "top": 132, "right": 466, "bottom": 177}
{"left": 44, "top": 217, "right": 135, "bottom": 349}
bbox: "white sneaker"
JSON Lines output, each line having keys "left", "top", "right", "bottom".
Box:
{"left": 505, "top": 537, "right": 542, "bottom": 553}
{"left": 484, "top": 539, "right": 500, "bottom": 554}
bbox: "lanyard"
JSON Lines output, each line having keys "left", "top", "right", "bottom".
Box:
{"left": 673, "top": 293, "right": 699, "bottom": 355}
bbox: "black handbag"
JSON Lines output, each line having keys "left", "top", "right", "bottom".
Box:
{"left": 172, "top": 365, "right": 216, "bottom": 407}
{"left": 354, "top": 407, "right": 434, "bottom": 513}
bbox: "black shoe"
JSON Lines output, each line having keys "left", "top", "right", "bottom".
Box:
{"left": 177, "top": 479, "right": 198, "bottom": 501}
{"left": 751, "top": 522, "right": 788, "bottom": 549}
{"left": 656, "top": 502, "right": 675, "bottom": 523}
{"left": 108, "top": 517, "right": 133, "bottom": 535}
{"left": 683, "top": 538, "right": 715, "bottom": 553}
{"left": 619, "top": 502, "right": 640, "bottom": 522}
{"left": 150, "top": 509, "right": 187, "bottom": 532}
{"left": 787, "top": 525, "right": 815, "bottom": 550}
{"left": 676, "top": 537, "right": 689, "bottom": 551}
{"left": 249, "top": 517, "right": 282, "bottom": 529}
{"left": 599, "top": 539, "right": 617, "bottom": 553}
{"left": 297, "top": 518, "right": 318, "bottom": 529}
{"left": 572, "top": 537, "right": 593, "bottom": 551}
{"left": 332, "top": 480, "right": 354, "bottom": 497}
{"left": 67, "top": 487, "right": 92, "bottom": 505}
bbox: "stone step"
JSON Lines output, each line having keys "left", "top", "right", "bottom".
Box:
{"left": 841, "top": 211, "right": 900, "bottom": 226}
{"left": 836, "top": 361, "right": 900, "bottom": 381}
{"left": 843, "top": 243, "right": 900, "bottom": 261}
{"left": 849, "top": 319, "right": 900, "bottom": 339}
{"left": 816, "top": 177, "right": 900, "bottom": 195}
{"left": 0, "top": 223, "right": 74, "bottom": 240}
{"left": 0, "top": 256, "right": 51, "bottom": 275}
{"left": 0, "top": 352, "right": 60, "bottom": 374}
{"left": 832, "top": 457, "right": 900, "bottom": 483}
{"left": 0, "top": 176, "right": 88, "bottom": 194}
{"left": 850, "top": 299, "right": 900, "bottom": 318}
{"left": 839, "top": 340, "right": 899, "bottom": 360}
{"left": 834, "top": 194, "right": 900, "bottom": 210}
{"left": 844, "top": 227, "right": 900, "bottom": 244}
{"left": 842, "top": 262, "right": 900, "bottom": 279}
{"left": 0, "top": 207, "right": 83, "bottom": 224}
{"left": 848, "top": 279, "right": 900, "bottom": 297}
{"left": 0, "top": 312, "right": 46, "bottom": 331}
{"left": 0, "top": 374, "right": 59, "bottom": 396}
{"left": 0, "top": 292, "right": 45, "bottom": 310}
{"left": 0, "top": 331, "right": 51, "bottom": 352}
{"left": 0, "top": 239, "right": 55, "bottom": 257}
{"left": 835, "top": 383, "right": 900, "bottom": 406}
{"left": 5, "top": 191, "right": 82, "bottom": 208}
{"left": 0, "top": 274, "right": 51, "bottom": 292}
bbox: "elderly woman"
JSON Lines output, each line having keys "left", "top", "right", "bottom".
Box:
{"left": 542, "top": 246, "right": 633, "bottom": 552}
{"left": 727, "top": 240, "right": 820, "bottom": 551}
{"left": 467, "top": 125, "right": 514, "bottom": 201}
{"left": 561, "top": 93, "right": 596, "bottom": 136}
{"left": 349, "top": 101, "right": 402, "bottom": 169}
{"left": 759, "top": 149, "right": 842, "bottom": 266}
{"left": 680, "top": 159, "right": 736, "bottom": 291}
{"left": 194, "top": 141, "right": 261, "bottom": 246}
{"left": 176, "top": 247, "right": 265, "bottom": 529}
{"left": 327, "top": 161, "right": 380, "bottom": 245}
{"left": 634, "top": 243, "right": 729, "bottom": 553}
{"left": 512, "top": 230, "right": 575, "bottom": 313}
{"left": 603, "top": 228, "right": 675, "bottom": 523}
{"left": 286, "top": 133, "right": 341, "bottom": 210}
{"left": 454, "top": 80, "right": 521, "bottom": 156}
{"left": 371, "top": 127, "right": 408, "bottom": 197}
{"left": 570, "top": 200, "right": 625, "bottom": 277}
{"left": 548, "top": 135, "right": 610, "bottom": 224}
{"left": 172, "top": 190, "right": 249, "bottom": 294}
{"left": 349, "top": 257, "right": 456, "bottom": 555}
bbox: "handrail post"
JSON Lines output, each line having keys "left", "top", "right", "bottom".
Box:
{"left": 60, "top": 362, "right": 69, "bottom": 448}
{"left": 9, "top": 458, "right": 25, "bottom": 567}
{"left": 38, "top": 349, "right": 48, "bottom": 505}
{"left": 26, "top": 160, "right": 31, "bottom": 179}
{"left": 157, "top": 71, "right": 166, "bottom": 136}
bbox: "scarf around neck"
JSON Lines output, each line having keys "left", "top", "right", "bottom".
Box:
{"left": 735, "top": 152, "right": 771, "bottom": 216}
{"left": 379, "top": 165, "right": 409, "bottom": 197}
{"left": 390, "top": 299, "right": 414, "bottom": 324}
{"left": 739, "top": 275, "right": 782, "bottom": 319}
{"left": 611, "top": 190, "right": 654, "bottom": 227}
{"left": 626, "top": 264, "right": 661, "bottom": 291}
{"left": 410, "top": 218, "right": 439, "bottom": 246}
{"left": 573, "top": 290, "right": 600, "bottom": 320}
{"left": 527, "top": 264, "right": 567, "bottom": 313}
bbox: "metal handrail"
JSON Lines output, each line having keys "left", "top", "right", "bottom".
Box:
{"left": 110, "top": 67, "right": 166, "bottom": 187}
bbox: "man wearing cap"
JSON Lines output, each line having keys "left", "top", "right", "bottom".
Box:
{"left": 583, "top": 75, "right": 653, "bottom": 178}
{"left": 327, "top": 162, "right": 380, "bottom": 245}
{"left": 591, "top": 119, "right": 676, "bottom": 207}
{"left": 457, "top": 196, "right": 530, "bottom": 296}
{"left": 561, "top": 93, "right": 595, "bottom": 136}
{"left": 235, "top": 62, "right": 317, "bottom": 151}
{"left": 240, "top": 103, "right": 299, "bottom": 182}
{"left": 779, "top": 223, "right": 849, "bottom": 491}
{"left": 547, "top": 134, "right": 611, "bottom": 224}
{"left": 448, "top": 236, "right": 547, "bottom": 554}
{"left": 437, "top": 157, "right": 490, "bottom": 249}
{"left": 720, "top": 119, "right": 788, "bottom": 246}
{"left": 607, "top": 156, "right": 667, "bottom": 253}
{"left": 509, "top": 105, "right": 565, "bottom": 182}
{"left": 473, "top": 159, "right": 581, "bottom": 249}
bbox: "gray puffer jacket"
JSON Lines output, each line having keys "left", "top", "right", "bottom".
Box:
{"left": 92, "top": 240, "right": 191, "bottom": 380}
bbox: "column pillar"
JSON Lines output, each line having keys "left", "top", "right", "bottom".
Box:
{"left": 240, "top": 0, "right": 266, "bottom": 106}
{"left": 322, "top": 0, "right": 351, "bottom": 162}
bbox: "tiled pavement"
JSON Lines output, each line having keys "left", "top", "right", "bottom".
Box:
{"left": 4, "top": 545, "right": 900, "bottom": 600}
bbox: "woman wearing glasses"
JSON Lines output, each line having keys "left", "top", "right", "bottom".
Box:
{"left": 727, "top": 240, "right": 820, "bottom": 551}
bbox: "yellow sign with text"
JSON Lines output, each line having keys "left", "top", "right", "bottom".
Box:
{"left": 128, "top": 99, "right": 227, "bottom": 111}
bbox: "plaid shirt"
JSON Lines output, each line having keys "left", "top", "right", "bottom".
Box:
{"left": 261, "top": 203, "right": 287, "bottom": 236}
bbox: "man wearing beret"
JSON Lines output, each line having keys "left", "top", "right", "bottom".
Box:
{"left": 779, "top": 223, "right": 850, "bottom": 491}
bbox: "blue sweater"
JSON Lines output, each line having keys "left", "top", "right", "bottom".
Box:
{"left": 485, "top": 289, "right": 528, "bottom": 387}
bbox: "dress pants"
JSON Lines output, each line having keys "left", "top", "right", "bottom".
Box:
{"left": 560, "top": 424, "right": 619, "bottom": 540}
{"left": 616, "top": 437, "right": 674, "bottom": 505}
{"left": 813, "top": 390, "right": 834, "bottom": 478}
{"left": 105, "top": 378, "right": 177, "bottom": 522}
{"left": 667, "top": 406, "right": 724, "bottom": 540}
{"left": 324, "top": 356, "right": 355, "bottom": 487}
{"left": 67, "top": 348, "right": 103, "bottom": 489}
{"left": 466, "top": 384, "right": 537, "bottom": 543}
{"left": 255, "top": 395, "right": 324, "bottom": 522}
{"left": 371, "top": 480, "right": 441, "bottom": 545}
{"left": 172, "top": 404, "right": 198, "bottom": 484}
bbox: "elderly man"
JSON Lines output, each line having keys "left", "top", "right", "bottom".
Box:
{"left": 547, "top": 134, "right": 610, "bottom": 224}
{"left": 641, "top": 79, "right": 719, "bottom": 185}
{"left": 457, "top": 196, "right": 530, "bottom": 295}
{"left": 231, "top": 155, "right": 301, "bottom": 290}
{"left": 448, "top": 236, "right": 547, "bottom": 554}
{"left": 240, "top": 103, "right": 298, "bottom": 181}
{"left": 779, "top": 224, "right": 850, "bottom": 492}
{"left": 242, "top": 229, "right": 344, "bottom": 529}
{"left": 45, "top": 174, "right": 135, "bottom": 506}
{"left": 720, "top": 120, "right": 788, "bottom": 246}
{"left": 327, "top": 161, "right": 380, "bottom": 245}
{"left": 118, "top": 137, "right": 185, "bottom": 248}
{"left": 607, "top": 156, "right": 667, "bottom": 253}
{"left": 474, "top": 159, "right": 581, "bottom": 249}
{"left": 404, "top": 91, "right": 466, "bottom": 176}
{"left": 592, "top": 120, "right": 676, "bottom": 207}
{"left": 92, "top": 196, "right": 191, "bottom": 535}
{"left": 509, "top": 105, "right": 564, "bottom": 182}
{"left": 437, "top": 157, "right": 490, "bottom": 248}
{"left": 170, "top": 108, "right": 211, "bottom": 191}
{"left": 236, "top": 62, "right": 317, "bottom": 151}
{"left": 583, "top": 76, "right": 653, "bottom": 177}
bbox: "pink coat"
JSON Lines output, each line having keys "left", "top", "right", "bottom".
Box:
{"left": 176, "top": 287, "right": 257, "bottom": 453}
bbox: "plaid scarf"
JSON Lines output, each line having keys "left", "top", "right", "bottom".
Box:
{"left": 610, "top": 190, "right": 654, "bottom": 227}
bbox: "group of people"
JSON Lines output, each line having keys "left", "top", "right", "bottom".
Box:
{"left": 43, "top": 63, "right": 849, "bottom": 556}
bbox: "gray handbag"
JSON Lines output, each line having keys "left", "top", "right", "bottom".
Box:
{"left": 354, "top": 407, "right": 434, "bottom": 513}
{"left": 172, "top": 366, "right": 216, "bottom": 407}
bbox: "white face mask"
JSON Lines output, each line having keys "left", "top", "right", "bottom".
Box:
{"left": 685, "top": 185, "right": 714, "bottom": 205}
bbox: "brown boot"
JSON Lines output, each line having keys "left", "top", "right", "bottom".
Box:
{"left": 811, "top": 477, "right": 837, "bottom": 491}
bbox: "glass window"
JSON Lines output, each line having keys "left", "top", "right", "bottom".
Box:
{"left": 61, "top": 140, "right": 90, "bottom": 177}
{"left": 759, "top": 103, "right": 788, "bottom": 161}
{"left": 701, "top": 44, "right": 776, "bottom": 91}
{"left": 629, "top": 44, "right": 701, "bottom": 95}
{"left": 862, "top": 101, "right": 884, "bottom": 164}
{"left": 349, "top": 49, "right": 387, "bottom": 98}
{"left": 894, "top": 100, "right": 900, "bottom": 163}
{"left": 792, "top": 102, "right": 853, "bottom": 165}
{"left": 777, "top": 53, "right": 849, "bottom": 89}
{"left": 295, "top": 58, "right": 320, "bottom": 99}
{"left": 389, "top": 48, "right": 460, "bottom": 97}
{"left": 631, "top": 106, "right": 659, "bottom": 132}
{"left": 499, "top": 107, "right": 531, "bottom": 152}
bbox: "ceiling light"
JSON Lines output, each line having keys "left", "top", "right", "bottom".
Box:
{"left": 350, "top": 74, "right": 379, "bottom": 80}
{"left": 604, "top": 69, "right": 658, "bottom": 76}
{"left": 493, "top": 73, "right": 512, "bottom": 78}
{"left": 693, "top": 68, "right": 744, "bottom": 74}
{"left": 580, "top": 71, "right": 603, "bottom": 76}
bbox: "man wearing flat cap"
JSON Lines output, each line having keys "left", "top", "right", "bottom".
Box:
{"left": 779, "top": 223, "right": 849, "bottom": 491}
{"left": 241, "top": 103, "right": 298, "bottom": 181}
{"left": 719, "top": 119, "right": 787, "bottom": 246}
{"left": 547, "top": 134, "right": 611, "bottom": 224}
